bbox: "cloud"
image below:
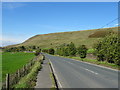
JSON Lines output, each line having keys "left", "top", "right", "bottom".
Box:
{"left": 0, "top": 37, "right": 21, "bottom": 47}
{"left": 0, "top": 40, "right": 19, "bottom": 47}
{"left": 114, "top": 23, "right": 120, "bottom": 26}
{"left": 2, "top": 2, "right": 26, "bottom": 9}
{"left": 1, "top": 37, "right": 22, "bottom": 43}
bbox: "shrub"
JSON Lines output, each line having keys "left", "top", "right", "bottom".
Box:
{"left": 49, "top": 48, "right": 55, "bottom": 55}
{"left": 68, "top": 42, "right": 77, "bottom": 56}
{"left": 77, "top": 45, "right": 88, "bottom": 59}
{"left": 35, "top": 49, "right": 41, "bottom": 56}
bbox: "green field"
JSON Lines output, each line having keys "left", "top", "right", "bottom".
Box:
{"left": 2, "top": 52, "right": 35, "bottom": 81}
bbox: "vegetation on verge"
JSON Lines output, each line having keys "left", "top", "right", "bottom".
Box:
{"left": 35, "top": 49, "right": 41, "bottom": 56}
{"left": 55, "top": 42, "right": 77, "bottom": 56}
{"left": 77, "top": 45, "right": 88, "bottom": 60}
{"left": 13, "top": 57, "right": 42, "bottom": 88}
{"left": 94, "top": 33, "right": 119, "bottom": 65}
{"left": 43, "top": 32, "right": 119, "bottom": 69}
{"left": 71, "top": 57, "right": 119, "bottom": 70}
{"left": 50, "top": 73, "right": 56, "bottom": 89}
{"left": 3, "top": 45, "right": 41, "bottom": 52}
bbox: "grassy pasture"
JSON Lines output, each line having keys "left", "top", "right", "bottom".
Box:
{"left": 2, "top": 52, "right": 35, "bottom": 81}
{"left": 6, "top": 27, "right": 118, "bottom": 49}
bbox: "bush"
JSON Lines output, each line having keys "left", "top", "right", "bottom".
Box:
{"left": 42, "top": 49, "right": 49, "bottom": 53}
{"left": 35, "top": 49, "right": 41, "bottom": 56}
{"left": 68, "top": 42, "right": 77, "bottom": 56}
{"left": 77, "top": 45, "right": 88, "bottom": 59}
{"left": 94, "top": 33, "right": 120, "bottom": 65}
{"left": 56, "top": 43, "right": 77, "bottom": 56}
{"left": 49, "top": 48, "right": 55, "bottom": 55}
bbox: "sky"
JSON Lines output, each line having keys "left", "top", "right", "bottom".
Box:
{"left": 1, "top": 2, "right": 118, "bottom": 46}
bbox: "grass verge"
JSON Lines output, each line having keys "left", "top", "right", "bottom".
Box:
{"left": 50, "top": 73, "right": 56, "bottom": 90}
{"left": 13, "top": 58, "right": 42, "bottom": 88}
{"left": 72, "top": 57, "right": 119, "bottom": 69}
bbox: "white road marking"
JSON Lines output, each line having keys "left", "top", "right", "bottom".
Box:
{"left": 70, "top": 59, "right": 118, "bottom": 72}
{"left": 85, "top": 68, "right": 98, "bottom": 75}
{"left": 66, "top": 59, "right": 98, "bottom": 75}
{"left": 49, "top": 59, "right": 63, "bottom": 88}
{"left": 68, "top": 62, "right": 73, "bottom": 64}
{"left": 65, "top": 59, "right": 98, "bottom": 75}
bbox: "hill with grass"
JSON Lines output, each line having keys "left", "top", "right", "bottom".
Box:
{"left": 7, "top": 27, "right": 118, "bottom": 49}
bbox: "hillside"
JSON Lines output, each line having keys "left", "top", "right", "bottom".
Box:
{"left": 8, "top": 27, "right": 118, "bottom": 49}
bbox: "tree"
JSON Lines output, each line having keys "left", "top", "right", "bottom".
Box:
{"left": 20, "top": 46, "right": 26, "bottom": 51}
{"left": 68, "top": 42, "right": 77, "bottom": 56}
{"left": 94, "top": 33, "right": 120, "bottom": 65}
{"left": 77, "top": 45, "right": 88, "bottom": 59}
{"left": 64, "top": 46, "right": 69, "bottom": 56}
{"left": 32, "top": 46, "right": 36, "bottom": 49}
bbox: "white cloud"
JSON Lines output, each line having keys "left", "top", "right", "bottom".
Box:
{"left": 0, "top": 37, "right": 22, "bottom": 47}
{"left": 114, "top": 23, "right": 120, "bottom": 26}
{"left": 0, "top": 40, "right": 18, "bottom": 47}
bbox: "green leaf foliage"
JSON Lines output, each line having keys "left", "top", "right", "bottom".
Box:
{"left": 94, "top": 33, "right": 120, "bottom": 65}
{"left": 77, "top": 45, "right": 88, "bottom": 59}
{"left": 68, "top": 42, "right": 77, "bottom": 56}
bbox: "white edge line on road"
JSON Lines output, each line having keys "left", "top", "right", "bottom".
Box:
{"left": 71, "top": 59, "right": 119, "bottom": 72}
{"left": 49, "top": 59, "right": 63, "bottom": 88}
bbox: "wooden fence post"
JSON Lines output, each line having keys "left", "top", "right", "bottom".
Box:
{"left": 23, "top": 65, "right": 25, "bottom": 76}
{"left": 6, "top": 74, "right": 9, "bottom": 89}
{"left": 30, "top": 61, "right": 32, "bottom": 66}
{"left": 18, "top": 69, "right": 20, "bottom": 79}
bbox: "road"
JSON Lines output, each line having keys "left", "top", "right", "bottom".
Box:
{"left": 45, "top": 54, "right": 118, "bottom": 88}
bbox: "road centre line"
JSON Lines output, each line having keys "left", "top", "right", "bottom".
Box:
{"left": 66, "top": 60, "right": 98, "bottom": 75}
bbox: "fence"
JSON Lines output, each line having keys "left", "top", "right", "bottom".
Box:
{"left": 2, "top": 54, "right": 44, "bottom": 89}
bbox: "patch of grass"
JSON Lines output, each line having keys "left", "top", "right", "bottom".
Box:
{"left": 87, "top": 48, "right": 95, "bottom": 54}
{"left": 88, "top": 30, "right": 115, "bottom": 38}
{"left": 2, "top": 52, "right": 35, "bottom": 81}
{"left": 50, "top": 73, "right": 56, "bottom": 89}
{"left": 14, "top": 60, "right": 42, "bottom": 88}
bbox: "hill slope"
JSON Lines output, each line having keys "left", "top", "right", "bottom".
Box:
{"left": 12, "top": 27, "right": 118, "bottom": 48}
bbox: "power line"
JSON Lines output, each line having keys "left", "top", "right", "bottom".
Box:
{"left": 99, "top": 17, "right": 120, "bottom": 30}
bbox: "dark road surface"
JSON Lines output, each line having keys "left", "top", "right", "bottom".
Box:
{"left": 45, "top": 54, "right": 118, "bottom": 88}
